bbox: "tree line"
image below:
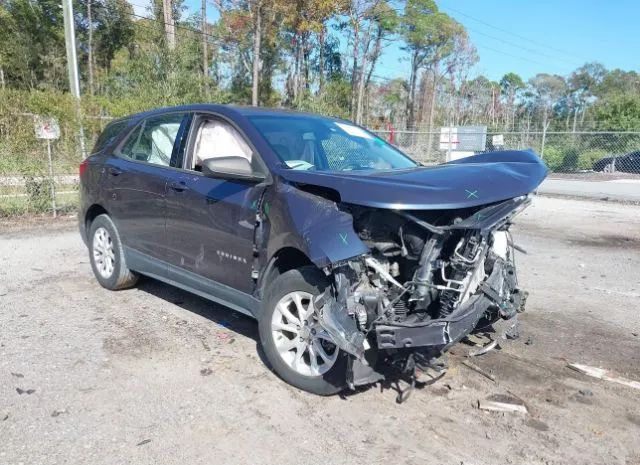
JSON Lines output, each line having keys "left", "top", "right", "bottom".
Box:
{"left": 0, "top": 0, "right": 639, "bottom": 132}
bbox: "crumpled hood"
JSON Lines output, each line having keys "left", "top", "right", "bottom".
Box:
{"left": 277, "top": 149, "right": 548, "bottom": 210}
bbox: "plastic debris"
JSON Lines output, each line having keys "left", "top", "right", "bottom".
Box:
{"left": 568, "top": 363, "right": 640, "bottom": 390}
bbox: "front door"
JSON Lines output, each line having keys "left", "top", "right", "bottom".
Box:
{"left": 165, "top": 115, "right": 267, "bottom": 294}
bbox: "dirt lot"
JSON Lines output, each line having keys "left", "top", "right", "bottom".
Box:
{"left": 1, "top": 196, "right": 639, "bottom": 465}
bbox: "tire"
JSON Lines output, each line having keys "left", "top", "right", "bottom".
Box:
{"left": 259, "top": 266, "right": 347, "bottom": 395}
{"left": 88, "top": 214, "right": 138, "bottom": 290}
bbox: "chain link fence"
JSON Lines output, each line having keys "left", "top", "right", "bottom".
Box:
{"left": 375, "top": 129, "right": 640, "bottom": 175}
{"left": 1, "top": 110, "right": 639, "bottom": 218}
{"left": 0, "top": 111, "right": 111, "bottom": 218}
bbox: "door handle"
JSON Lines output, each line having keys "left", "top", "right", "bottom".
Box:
{"left": 108, "top": 167, "right": 123, "bottom": 176}
{"left": 168, "top": 181, "right": 189, "bottom": 192}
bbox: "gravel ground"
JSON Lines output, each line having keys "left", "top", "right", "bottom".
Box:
{"left": 1, "top": 196, "right": 639, "bottom": 465}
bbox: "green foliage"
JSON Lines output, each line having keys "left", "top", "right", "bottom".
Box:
{"left": 292, "top": 78, "right": 351, "bottom": 119}
{"left": 0, "top": 0, "right": 67, "bottom": 89}
{"left": 577, "top": 149, "right": 609, "bottom": 170}
{"left": 24, "top": 176, "right": 54, "bottom": 213}
{"left": 593, "top": 94, "right": 640, "bottom": 131}
{"left": 500, "top": 73, "right": 524, "bottom": 96}
{"left": 543, "top": 145, "right": 610, "bottom": 172}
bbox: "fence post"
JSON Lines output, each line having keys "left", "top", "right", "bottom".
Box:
{"left": 540, "top": 122, "right": 549, "bottom": 159}
{"left": 612, "top": 154, "right": 617, "bottom": 173}
{"left": 46, "top": 140, "right": 57, "bottom": 218}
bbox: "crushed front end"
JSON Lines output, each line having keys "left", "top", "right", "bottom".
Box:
{"left": 313, "top": 195, "right": 531, "bottom": 392}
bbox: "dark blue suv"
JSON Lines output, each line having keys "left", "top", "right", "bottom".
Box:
{"left": 79, "top": 105, "right": 547, "bottom": 396}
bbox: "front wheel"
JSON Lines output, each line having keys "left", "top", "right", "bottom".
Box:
{"left": 259, "top": 266, "right": 347, "bottom": 395}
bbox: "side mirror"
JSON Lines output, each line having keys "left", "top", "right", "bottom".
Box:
{"left": 201, "top": 156, "right": 266, "bottom": 183}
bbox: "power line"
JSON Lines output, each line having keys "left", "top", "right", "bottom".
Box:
{"left": 472, "top": 42, "right": 550, "bottom": 68}
{"left": 386, "top": 4, "right": 577, "bottom": 74}
{"left": 125, "top": 10, "right": 244, "bottom": 45}
{"left": 122, "top": 2, "right": 569, "bottom": 85}
{"left": 439, "top": 4, "right": 590, "bottom": 63}
{"left": 464, "top": 26, "right": 583, "bottom": 67}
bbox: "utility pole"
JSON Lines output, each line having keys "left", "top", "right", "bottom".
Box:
{"left": 202, "top": 0, "right": 207, "bottom": 78}
{"left": 61, "top": 0, "right": 86, "bottom": 158}
{"left": 163, "top": 0, "right": 176, "bottom": 50}
{"left": 87, "top": 0, "right": 94, "bottom": 95}
{"left": 251, "top": 3, "right": 262, "bottom": 107}
{"left": 62, "top": 0, "right": 81, "bottom": 99}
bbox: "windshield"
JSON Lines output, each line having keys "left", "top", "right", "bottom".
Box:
{"left": 248, "top": 115, "right": 418, "bottom": 172}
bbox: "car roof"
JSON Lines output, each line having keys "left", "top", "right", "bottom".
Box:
{"left": 117, "top": 104, "right": 346, "bottom": 123}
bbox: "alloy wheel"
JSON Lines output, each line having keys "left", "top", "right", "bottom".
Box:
{"left": 271, "top": 291, "right": 339, "bottom": 377}
{"left": 93, "top": 226, "right": 115, "bottom": 279}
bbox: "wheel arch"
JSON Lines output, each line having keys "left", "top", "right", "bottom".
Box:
{"left": 85, "top": 204, "right": 110, "bottom": 232}
{"left": 257, "top": 247, "right": 316, "bottom": 299}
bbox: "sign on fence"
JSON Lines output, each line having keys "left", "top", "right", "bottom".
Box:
{"left": 492, "top": 134, "right": 504, "bottom": 147}
{"left": 33, "top": 115, "right": 59, "bottom": 217}
{"left": 34, "top": 116, "right": 60, "bottom": 140}
{"left": 439, "top": 126, "right": 487, "bottom": 152}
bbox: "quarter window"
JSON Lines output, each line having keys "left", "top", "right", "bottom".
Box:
{"left": 93, "top": 120, "right": 127, "bottom": 154}
{"left": 118, "top": 114, "right": 185, "bottom": 167}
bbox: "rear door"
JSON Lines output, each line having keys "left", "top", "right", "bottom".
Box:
{"left": 165, "top": 114, "right": 267, "bottom": 294}
{"left": 103, "top": 112, "right": 190, "bottom": 265}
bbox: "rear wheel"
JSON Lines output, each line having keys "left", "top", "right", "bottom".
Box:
{"left": 259, "top": 266, "right": 347, "bottom": 395}
{"left": 88, "top": 214, "right": 138, "bottom": 290}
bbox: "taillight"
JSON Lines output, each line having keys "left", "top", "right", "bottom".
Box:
{"left": 79, "top": 159, "right": 89, "bottom": 178}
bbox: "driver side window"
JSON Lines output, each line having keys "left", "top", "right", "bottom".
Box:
{"left": 191, "top": 119, "right": 252, "bottom": 171}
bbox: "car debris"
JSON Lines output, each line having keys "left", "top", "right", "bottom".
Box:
{"left": 468, "top": 339, "right": 498, "bottom": 357}
{"left": 568, "top": 363, "right": 640, "bottom": 390}
{"left": 462, "top": 360, "right": 496, "bottom": 382}
{"left": 478, "top": 394, "right": 528, "bottom": 414}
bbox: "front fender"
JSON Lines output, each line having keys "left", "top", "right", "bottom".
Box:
{"left": 267, "top": 183, "right": 369, "bottom": 268}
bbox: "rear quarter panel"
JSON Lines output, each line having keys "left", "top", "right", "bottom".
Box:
{"left": 79, "top": 154, "right": 108, "bottom": 244}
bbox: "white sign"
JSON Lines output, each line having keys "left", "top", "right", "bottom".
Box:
{"left": 439, "top": 127, "right": 459, "bottom": 151}
{"left": 492, "top": 134, "right": 505, "bottom": 146}
{"left": 34, "top": 116, "right": 60, "bottom": 140}
{"left": 440, "top": 126, "right": 487, "bottom": 152}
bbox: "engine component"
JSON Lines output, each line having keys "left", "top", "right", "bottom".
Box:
{"left": 314, "top": 267, "right": 366, "bottom": 359}
{"left": 353, "top": 303, "right": 368, "bottom": 330}
{"left": 438, "top": 233, "right": 483, "bottom": 317}
{"left": 365, "top": 256, "right": 405, "bottom": 290}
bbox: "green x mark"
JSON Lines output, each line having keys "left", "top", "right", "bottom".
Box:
{"left": 475, "top": 212, "right": 484, "bottom": 221}
{"left": 339, "top": 232, "right": 348, "bottom": 245}
{"left": 465, "top": 189, "right": 479, "bottom": 199}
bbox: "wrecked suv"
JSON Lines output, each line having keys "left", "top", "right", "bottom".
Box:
{"left": 79, "top": 105, "right": 547, "bottom": 396}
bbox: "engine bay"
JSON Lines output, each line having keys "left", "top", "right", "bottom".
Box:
{"left": 313, "top": 195, "right": 532, "bottom": 396}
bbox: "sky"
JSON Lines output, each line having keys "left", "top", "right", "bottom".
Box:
{"left": 130, "top": 0, "right": 639, "bottom": 83}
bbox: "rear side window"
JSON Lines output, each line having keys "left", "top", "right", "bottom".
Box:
{"left": 117, "top": 113, "right": 186, "bottom": 167}
{"left": 93, "top": 120, "right": 127, "bottom": 153}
